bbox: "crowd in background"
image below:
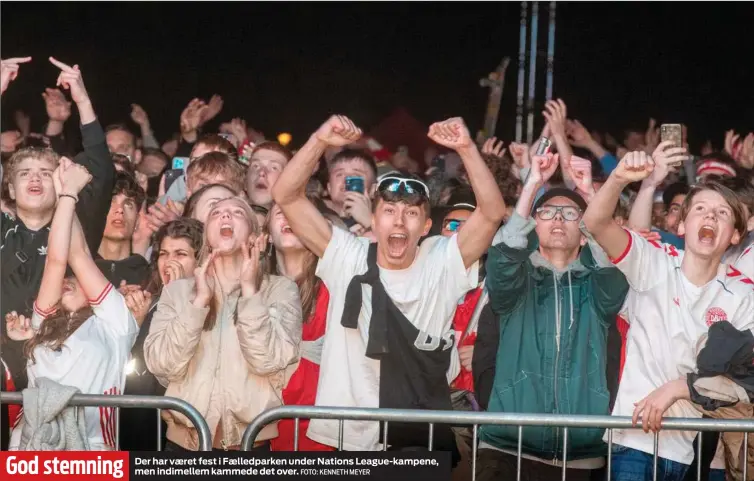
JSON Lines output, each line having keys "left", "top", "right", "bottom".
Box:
{"left": 2, "top": 55, "right": 754, "bottom": 481}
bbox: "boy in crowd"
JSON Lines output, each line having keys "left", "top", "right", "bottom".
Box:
{"left": 272, "top": 115, "right": 504, "bottom": 456}
{"left": 1, "top": 57, "right": 115, "bottom": 390}
{"left": 97, "top": 172, "right": 150, "bottom": 286}
{"left": 583, "top": 151, "right": 754, "bottom": 481}
{"left": 324, "top": 148, "right": 378, "bottom": 233}
{"left": 477, "top": 152, "right": 628, "bottom": 481}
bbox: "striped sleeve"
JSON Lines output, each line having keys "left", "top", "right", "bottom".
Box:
{"left": 89, "top": 283, "right": 139, "bottom": 339}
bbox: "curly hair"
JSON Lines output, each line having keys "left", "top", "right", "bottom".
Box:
{"left": 143, "top": 218, "right": 204, "bottom": 296}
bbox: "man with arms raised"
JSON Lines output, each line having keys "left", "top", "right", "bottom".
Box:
{"left": 583, "top": 151, "right": 754, "bottom": 481}
{"left": 272, "top": 115, "right": 505, "bottom": 456}
{"left": 477, "top": 152, "right": 628, "bottom": 481}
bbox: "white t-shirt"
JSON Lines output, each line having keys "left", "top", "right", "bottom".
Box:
{"left": 307, "top": 227, "right": 478, "bottom": 451}
{"left": 609, "top": 231, "right": 754, "bottom": 464}
{"left": 10, "top": 283, "right": 139, "bottom": 450}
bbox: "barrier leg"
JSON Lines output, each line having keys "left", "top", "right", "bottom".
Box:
{"left": 294, "top": 418, "right": 300, "bottom": 451}
{"left": 517, "top": 425, "right": 523, "bottom": 481}
{"left": 606, "top": 429, "right": 612, "bottom": 481}
{"left": 561, "top": 427, "right": 567, "bottom": 481}
{"left": 382, "top": 421, "right": 389, "bottom": 451}
{"left": 471, "top": 424, "right": 478, "bottom": 481}
{"left": 652, "top": 432, "right": 659, "bottom": 481}
{"left": 428, "top": 423, "right": 434, "bottom": 451}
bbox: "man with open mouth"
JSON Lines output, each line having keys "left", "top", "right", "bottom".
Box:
{"left": 272, "top": 114, "right": 505, "bottom": 462}
{"left": 583, "top": 150, "right": 754, "bottom": 481}
{"left": 1, "top": 57, "right": 115, "bottom": 394}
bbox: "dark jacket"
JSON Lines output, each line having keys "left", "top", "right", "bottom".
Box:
{"left": 479, "top": 213, "right": 629, "bottom": 462}
{"left": 0, "top": 119, "right": 115, "bottom": 389}
{"left": 95, "top": 255, "right": 151, "bottom": 287}
{"left": 120, "top": 304, "right": 166, "bottom": 451}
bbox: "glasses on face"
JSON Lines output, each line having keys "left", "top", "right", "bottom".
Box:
{"left": 443, "top": 218, "right": 466, "bottom": 232}
{"left": 536, "top": 205, "right": 582, "bottom": 221}
{"left": 377, "top": 176, "right": 430, "bottom": 199}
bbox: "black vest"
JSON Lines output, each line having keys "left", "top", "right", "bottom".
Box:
{"left": 341, "top": 243, "right": 459, "bottom": 464}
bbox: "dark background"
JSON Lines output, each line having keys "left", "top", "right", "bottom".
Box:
{"left": 2, "top": 2, "right": 753, "bottom": 150}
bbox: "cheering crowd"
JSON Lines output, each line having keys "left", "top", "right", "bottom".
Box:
{"left": 2, "top": 55, "right": 754, "bottom": 481}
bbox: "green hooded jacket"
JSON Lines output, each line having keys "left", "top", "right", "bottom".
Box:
{"left": 479, "top": 212, "right": 629, "bottom": 462}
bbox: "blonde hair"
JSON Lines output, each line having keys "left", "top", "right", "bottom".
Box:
{"left": 3, "top": 148, "right": 60, "bottom": 190}
{"left": 198, "top": 196, "right": 269, "bottom": 330}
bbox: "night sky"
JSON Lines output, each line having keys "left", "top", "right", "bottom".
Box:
{"left": 2, "top": 2, "right": 752, "bottom": 151}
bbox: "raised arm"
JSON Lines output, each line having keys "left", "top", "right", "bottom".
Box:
{"left": 543, "top": 99, "right": 577, "bottom": 188}
{"left": 0, "top": 57, "right": 31, "bottom": 96}
{"left": 627, "top": 141, "right": 689, "bottom": 232}
{"left": 427, "top": 118, "right": 506, "bottom": 268}
{"left": 272, "top": 116, "right": 361, "bottom": 258}
{"left": 49, "top": 57, "right": 116, "bottom": 255}
{"left": 34, "top": 158, "right": 92, "bottom": 317}
{"left": 583, "top": 151, "right": 656, "bottom": 260}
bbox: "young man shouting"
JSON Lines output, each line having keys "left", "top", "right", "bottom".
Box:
{"left": 272, "top": 115, "right": 505, "bottom": 456}
{"left": 1, "top": 57, "right": 115, "bottom": 390}
{"left": 583, "top": 151, "right": 754, "bottom": 481}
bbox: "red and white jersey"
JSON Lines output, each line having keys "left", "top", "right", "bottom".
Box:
{"left": 609, "top": 230, "right": 754, "bottom": 464}
{"left": 10, "top": 284, "right": 138, "bottom": 450}
{"left": 730, "top": 242, "right": 754, "bottom": 281}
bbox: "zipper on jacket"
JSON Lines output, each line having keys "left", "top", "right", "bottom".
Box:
{"left": 552, "top": 281, "right": 562, "bottom": 464}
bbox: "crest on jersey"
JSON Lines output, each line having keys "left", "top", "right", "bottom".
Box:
{"left": 705, "top": 307, "right": 728, "bottom": 326}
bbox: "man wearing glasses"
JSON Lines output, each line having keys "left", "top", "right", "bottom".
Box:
{"left": 272, "top": 115, "right": 505, "bottom": 458}
{"left": 477, "top": 153, "right": 628, "bottom": 481}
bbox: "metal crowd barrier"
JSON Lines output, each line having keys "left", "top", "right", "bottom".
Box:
{"left": 242, "top": 406, "right": 754, "bottom": 481}
{"left": 0, "top": 392, "right": 212, "bottom": 451}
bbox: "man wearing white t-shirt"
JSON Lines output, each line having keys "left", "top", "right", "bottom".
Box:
{"left": 583, "top": 150, "right": 754, "bottom": 481}
{"left": 272, "top": 115, "right": 505, "bottom": 455}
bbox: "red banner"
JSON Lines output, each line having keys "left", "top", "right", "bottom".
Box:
{"left": 0, "top": 452, "right": 129, "bottom": 480}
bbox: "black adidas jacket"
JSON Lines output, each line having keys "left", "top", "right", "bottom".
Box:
{"left": 0, "top": 119, "right": 115, "bottom": 390}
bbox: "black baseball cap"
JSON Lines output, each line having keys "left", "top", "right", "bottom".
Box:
{"left": 443, "top": 189, "right": 477, "bottom": 214}
{"left": 532, "top": 187, "right": 588, "bottom": 215}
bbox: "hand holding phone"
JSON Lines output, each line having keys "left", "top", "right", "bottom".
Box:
{"left": 660, "top": 124, "right": 683, "bottom": 149}
{"left": 345, "top": 176, "right": 365, "bottom": 194}
{"left": 172, "top": 157, "right": 189, "bottom": 171}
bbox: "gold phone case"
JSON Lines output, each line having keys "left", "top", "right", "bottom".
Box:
{"left": 660, "top": 124, "right": 683, "bottom": 149}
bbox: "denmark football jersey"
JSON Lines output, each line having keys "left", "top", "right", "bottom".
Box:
{"left": 10, "top": 284, "right": 138, "bottom": 450}
{"left": 609, "top": 230, "right": 754, "bottom": 464}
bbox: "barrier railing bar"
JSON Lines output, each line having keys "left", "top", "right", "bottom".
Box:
{"left": 115, "top": 407, "right": 121, "bottom": 450}
{"left": 561, "top": 427, "right": 568, "bottom": 481}
{"left": 744, "top": 432, "right": 749, "bottom": 480}
{"left": 516, "top": 425, "right": 522, "bottom": 481}
{"left": 606, "top": 429, "right": 612, "bottom": 481}
{"left": 156, "top": 408, "right": 162, "bottom": 451}
{"left": 337, "top": 419, "right": 344, "bottom": 451}
{"left": 0, "top": 392, "right": 211, "bottom": 451}
{"left": 294, "top": 418, "right": 300, "bottom": 451}
{"left": 652, "top": 431, "right": 659, "bottom": 481}
{"left": 471, "top": 424, "right": 478, "bottom": 481}
{"left": 428, "top": 423, "right": 434, "bottom": 451}
{"left": 696, "top": 432, "right": 702, "bottom": 481}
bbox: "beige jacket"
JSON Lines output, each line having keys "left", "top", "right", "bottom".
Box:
{"left": 144, "top": 276, "right": 302, "bottom": 450}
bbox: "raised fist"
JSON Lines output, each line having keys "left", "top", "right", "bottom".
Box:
{"left": 314, "top": 115, "right": 362, "bottom": 147}
{"left": 428, "top": 117, "right": 473, "bottom": 150}
{"left": 613, "top": 151, "right": 655, "bottom": 184}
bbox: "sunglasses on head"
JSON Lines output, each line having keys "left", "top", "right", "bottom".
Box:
{"left": 377, "top": 176, "right": 430, "bottom": 199}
